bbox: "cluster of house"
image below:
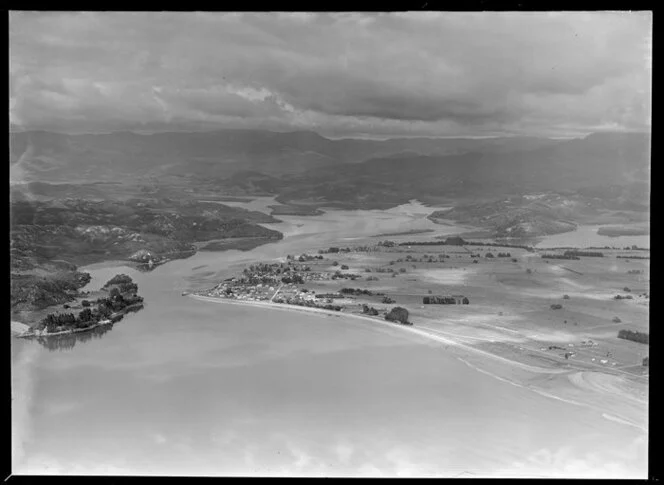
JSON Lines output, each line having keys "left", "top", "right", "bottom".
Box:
{"left": 235, "top": 260, "right": 334, "bottom": 286}
{"left": 273, "top": 289, "right": 321, "bottom": 305}
{"left": 207, "top": 280, "right": 280, "bottom": 301}
{"left": 206, "top": 255, "right": 344, "bottom": 302}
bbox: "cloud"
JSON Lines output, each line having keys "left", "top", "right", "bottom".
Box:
{"left": 9, "top": 12, "right": 652, "bottom": 137}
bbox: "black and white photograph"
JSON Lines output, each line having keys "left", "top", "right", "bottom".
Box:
{"left": 9, "top": 11, "right": 651, "bottom": 478}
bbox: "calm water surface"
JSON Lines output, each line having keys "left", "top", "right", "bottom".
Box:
{"left": 535, "top": 224, "right": 649, "bottom": 249}
{"left": 11, "top": 202, "right": 647, "bottom": 477}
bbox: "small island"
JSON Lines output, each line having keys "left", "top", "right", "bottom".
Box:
{"left": 17, "top": 274, "right": 144, "bottom": 339}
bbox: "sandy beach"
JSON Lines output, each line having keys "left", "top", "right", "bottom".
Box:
{"left": 11, "top": 321, "right": 31, "bottom": 336}
{"left": 189, "top": 294, "right": 570, "bottom": 375}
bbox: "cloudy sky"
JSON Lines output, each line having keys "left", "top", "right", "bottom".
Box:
{"left": 9, "top": 11, "right": 652, "bottom": 138}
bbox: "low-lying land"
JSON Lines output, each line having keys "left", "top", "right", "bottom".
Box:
{"left": 195, "top": 236, "right": 649, "bottom": 387}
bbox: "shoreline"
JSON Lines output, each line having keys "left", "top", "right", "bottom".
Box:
{"left": 189, "top": 294, "right": 648, "bottom": 429}
{"left": 16, "top": 319, "right": 113, "bottom": 339}
{"left": 188, "top": 293, "right": 568, "bottom": 374}
{"left": 16, "top": 303, "right": 144, "bottom": 339}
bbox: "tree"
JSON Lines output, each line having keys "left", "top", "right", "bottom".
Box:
{"left": 78, "top": 308, "right": 94, "bottom": 323}
{"left": 385, "top": 307, "right": 410, "bottom": 325}
{"left": 98, "top": 304, "right": 112, "bottom": 318}
{"left": 82, "top": 300, "right": 90, "bottom": 307}
{"left": 362, "top": 304, "right": 379, "bottom": 316}
{"left": 618, "top": 329, "right": 648, "bottom": 344}
{"left": 104, "top": 274, "right": 134, "bottom": 286}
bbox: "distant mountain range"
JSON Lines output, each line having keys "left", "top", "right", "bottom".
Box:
{"left": 10, "top": 128, "right": 650, "bottom": 207}
{"left": 7, "top": 129, "right": 565, "bottom": 180}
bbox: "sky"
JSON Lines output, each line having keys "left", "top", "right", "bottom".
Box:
{"left": 9, "top": 11, "right": 652, "bottom": 139}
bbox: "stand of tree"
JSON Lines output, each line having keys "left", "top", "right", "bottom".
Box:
{"left": 277, "top": 298, "right": 342, "bottom": 311}
{"left": 361, "top": 304, "right": 380, "bottom": 316}
{"left": 398, "top": 240, "right": 448, "bottom": 246}
{"left": 280, "top": 274, "right": 304, "bottom": 284}
{"left": 541, "top": 253, "right": 580, "bottom": 260}
{"left": 465, "top": 241, "right": 533, "bottom": 250}
{"left": 340, "top": 288, "right": 374, "bottom": 296}
{"left": 385, "top": 306, "right": 411, "bottom": 325}
{"left": 564, "top": 250, "right": 604, "bottom": 257}
{"left": 331, "top": 271, "right": 360, "bottom": 280}
{"left": 103, "top": 274, "right": 139, "bottom": 293}
{"left": 423, "top": 296, "right": 469, "bottom": 304}
{"left": 617, "top": 329, "right": 649, "bottom": 344}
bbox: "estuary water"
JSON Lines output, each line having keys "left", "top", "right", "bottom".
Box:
{"left": 535, "top": 224, "right": 650, "bottom": 250}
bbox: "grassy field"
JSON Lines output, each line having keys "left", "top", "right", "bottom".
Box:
{"left": 259, "top": 238, "right": 649, "bottom": 381}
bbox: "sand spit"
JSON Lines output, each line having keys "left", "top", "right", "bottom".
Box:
{"left": 189, "top": 294, "right": 648, "bottom": 430}
{"left": 189, "top": 294, "right": 565, "bottom": 376}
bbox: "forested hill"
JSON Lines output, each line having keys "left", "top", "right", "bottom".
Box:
{"left": 10, "top": 129, "right": 649, "bottom": 207}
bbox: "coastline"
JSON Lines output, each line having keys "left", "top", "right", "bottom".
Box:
{"left": 188, "top": 293, "right": 648, "bottom": 429}
{"left": 16, "top": 303, "right": 144, "bottom": 339}
{"left": 16, "top": 319, "right": 113, "bottom": 339}
{"left": 187, "top": 293, "right": 567, "bottom": 374}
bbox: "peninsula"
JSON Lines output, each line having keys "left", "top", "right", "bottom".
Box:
{"left": 17, "top": 274, "right": 144, "bottom": 339}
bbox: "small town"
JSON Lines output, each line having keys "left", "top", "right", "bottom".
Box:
{"left": 198, "top": 243, "right": 472, "bottom": 315}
